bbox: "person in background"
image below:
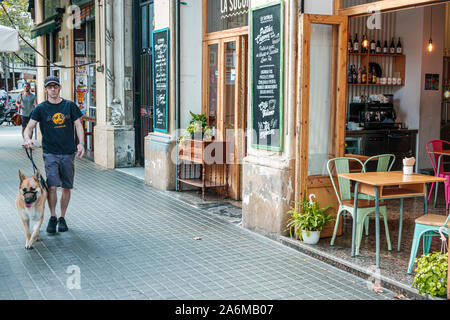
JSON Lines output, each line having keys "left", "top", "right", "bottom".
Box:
{"left": 0, "top": 87, "right": 7, "bottom": 107}
{"left": 16, "top": 82, "right": 37, "bottom": 138}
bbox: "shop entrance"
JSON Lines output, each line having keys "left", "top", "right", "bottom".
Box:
{"left": 295, "top": 14, "right": 349, "bottom": 236}
{"left": 203, "top": 35, "right": 248, "bottom": 200}
{"left": 133, "top": 0, "right": 155, "bottom": 166}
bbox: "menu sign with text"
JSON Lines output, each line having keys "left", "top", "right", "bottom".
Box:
{"left": 152, "top": 28, "right": 169, "bottom": 133}
{"left": 250, "top": 2, "right": 283, "bottom": 151}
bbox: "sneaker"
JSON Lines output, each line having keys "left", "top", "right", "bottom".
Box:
{"left": 46, "top": 216, "right": 57, "bottom": 234}
{"left": 58, "top": 217, "right": 69, "bottom": 232}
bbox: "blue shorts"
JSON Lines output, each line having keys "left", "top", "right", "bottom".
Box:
{"left": 43, "top": 153, "right": 76, "bottom": 189}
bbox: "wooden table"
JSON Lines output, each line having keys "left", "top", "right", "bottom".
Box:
{"left": 428, "top": 149, "right": 450, "bottom": 208}
{"left": 338, "top": 171, "right": 446, "bottom": 268}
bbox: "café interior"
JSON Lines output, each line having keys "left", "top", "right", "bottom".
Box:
{"left": 301, "top": 2, "right": 450, "bottom": 294}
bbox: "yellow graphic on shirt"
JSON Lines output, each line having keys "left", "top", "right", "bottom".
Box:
{"left": 52, "top": 113, "right": 65, "bottom": 125}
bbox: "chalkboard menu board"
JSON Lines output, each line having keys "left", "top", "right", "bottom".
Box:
{"left": 250, "top": 2, "right": 283, "bottom": 151}
{"left": 152, "top": 28, "right": 169, "bottom": 133}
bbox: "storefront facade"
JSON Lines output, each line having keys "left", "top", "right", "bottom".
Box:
{"left": 32, "top": 0, "right": 136, "bottom": 168}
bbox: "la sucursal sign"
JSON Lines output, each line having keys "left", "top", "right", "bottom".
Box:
{"left": 221, "top": 0, "right": 249, "bottom": 19}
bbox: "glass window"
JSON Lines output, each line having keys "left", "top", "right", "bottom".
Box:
{"left": 208, "top": 43, "right": 219, "bottom": 127}
{"left": 44, "top": 0, "right": 59, "bottom": 20}
{"left": 207, "top": 0, "right": 249, "bottom": 33}
{"left": 308, "top": 24, "right": 333, "bottom": 176}
{"left": 141, "top": 1, "right": 154, "bottom": 50}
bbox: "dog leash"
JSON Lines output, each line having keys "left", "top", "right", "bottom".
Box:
{"left": 25, "top": 147, "right": 49, "bottom": 192}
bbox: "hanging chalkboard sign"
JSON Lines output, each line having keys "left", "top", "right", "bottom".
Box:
{"left": 152, "top": 28, "right": 169, "bottom": 133}
{"left": 250, "top": 1, "right": 283, "bottom": 151}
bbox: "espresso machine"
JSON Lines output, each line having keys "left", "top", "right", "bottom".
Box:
{"left": 347, "top": 94, "right": 400, "bottom": 129}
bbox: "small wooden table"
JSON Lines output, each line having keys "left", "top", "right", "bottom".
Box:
{"left": 338, "top": 171, "right": 446, "bottom": 268}
{"left": 428, "top": 149, "right": 450, "bottom": 208}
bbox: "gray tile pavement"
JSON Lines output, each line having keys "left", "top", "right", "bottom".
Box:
{"left": 0, "top": 125, "right": 398, "bottom": 300}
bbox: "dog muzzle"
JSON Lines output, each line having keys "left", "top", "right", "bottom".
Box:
{"left": 24, "top": 191, "right": 38, "bottom": 208}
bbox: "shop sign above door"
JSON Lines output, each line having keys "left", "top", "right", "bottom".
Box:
{"left": 207, "top": 0, "right": 249, "bottom": 33}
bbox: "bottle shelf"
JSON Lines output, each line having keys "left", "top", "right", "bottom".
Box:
{"left": 349, "top": 52, "right": 405, "bottom": 57}
{"left": 348, "top": 83, "right": 404, "bottom": 86}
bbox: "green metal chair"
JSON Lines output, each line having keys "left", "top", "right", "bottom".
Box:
{"left": 407, "top": 214, "right": 450, "bottom": 274}
{"left": 327, "top": 157, "right": 392, "bottom": 255}
{"left": 361, "top": 154, "right": 396, "bottom": 236}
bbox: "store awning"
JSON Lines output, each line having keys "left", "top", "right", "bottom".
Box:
{"left": 30, "top": 17, "right": 57, "bottom": 39}
{"left": 0, "top": 25, "right": 20, "bottom": 52}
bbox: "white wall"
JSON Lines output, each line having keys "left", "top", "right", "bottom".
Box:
{"left": 393, "top": 8, "right": 424, "bottom": 131}
{"left": 180, "top": 0, "right": 202, "bottom": 129}
{"left": 394, "top": 5, "right": 445, "bottom": 169}
{"left": 418, "top": 5, "right": 445, "bottom": 169}
{"left": 303, "top": 0, "right": 333, "bottom": 15}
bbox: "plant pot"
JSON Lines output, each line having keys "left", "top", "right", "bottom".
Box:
{"left": 301, "top": 230, "right": 321, "bottom": 244}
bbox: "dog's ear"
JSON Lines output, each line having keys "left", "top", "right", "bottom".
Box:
{"left": 18, "top": 170, "right": 26, "bottom": 184}
{"left": 33, "top": 169, "right": 40, "bottom": 182}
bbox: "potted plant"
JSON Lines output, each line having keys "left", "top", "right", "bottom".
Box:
{"left": 179, "top": 111, "right": 212, "bottom": 143}
{"left": 286, "top": 194, "right": 333, "bottom": 244}
{"left": 412, "top": 251, "right": 448, "bottom": 297}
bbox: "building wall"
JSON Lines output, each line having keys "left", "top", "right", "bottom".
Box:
{"left": 242, "top": 0, "right": 298, "bottom": 238}
{"left": 34, "top": 0, "right": 46, "bottom": 105}
{"left": 145, "top": 0, "right": 177, "bottom": 190}
{"left": 180, "top": 0, "right": 202, "bottom": 129}
{"left": 60, "top": 0, "right": 74, "bottom": 101}
{"left": 94, "top": 0, "right": 135, "bottom": 169}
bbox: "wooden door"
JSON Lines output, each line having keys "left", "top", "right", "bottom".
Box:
{"left": 295, "top": 14, "right": 348, "bottom": 237}
{"left": 203, "top": 35, "right": 248, "bottom": 200}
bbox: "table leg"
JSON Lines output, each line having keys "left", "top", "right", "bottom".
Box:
{"left": 374, "top": 186, "right": 380, "bottom": 268}
{"left": 351, "top": 182, "right": 360, "bottom": 258}
{"left": 398, "top": 198, "right": 404, "bottom": 252}
{"left": 435, "top": 155, "right": 443, "bottom": 208}
{"left": 424, "top": 183, "right": 428, "bottom": 214}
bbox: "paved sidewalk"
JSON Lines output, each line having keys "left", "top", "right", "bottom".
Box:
{"left": 0, "top": 125, "right": 397, "bottom": 300}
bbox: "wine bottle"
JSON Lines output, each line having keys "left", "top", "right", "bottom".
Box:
{"left": 348, "top": 65, "right": 353, "bottom": 83}
{"left": 362, "top": 66, "right": 367, "bottom": 84}
{"left": 357, "top": 66, "right": 361, "bottom": 84}
{"left": 390, "top": 37, "right": 396, "bottom": 54}
{"left": 352, "top": 65, "right": 357, "bottom": 84}
{"left": 353, "top": 33, "right": 359, "bottom": 53}
{"left": 383, "top": 40, "right": 388, "bottom": 54}
{"left": 368, "top": 68, "right": 373, "bottom": 84}
{"left": 372, "top": 67, "right": 377, "bottom": 84}
{"left": 348, "top": 35, "right": 353, "bottom": 53}
{"left": 376, "top": 40, "right": 381, "bottom": 53}
{"left": 396, "top": 37, "right": 402, "bottom": 54}
{"left": 370, "top": 38, "right": 376, "bottom": 54}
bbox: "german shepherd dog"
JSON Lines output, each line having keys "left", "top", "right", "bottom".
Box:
{"left": 16, "top": 170, "right": 47, "bottom": 249}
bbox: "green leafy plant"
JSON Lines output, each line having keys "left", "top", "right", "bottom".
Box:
{"left": 179, "top": 112, "right": 212, "bottom": 143}
{"left": 286, "top": 195, "right": 333, "bottom": 241}
{"left": 412, "top": 252, "right": 448, "bottom": 297}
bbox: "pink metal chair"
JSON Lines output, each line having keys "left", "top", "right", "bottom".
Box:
{"left": 426, "top": 140, "right": 450, "bottom": 211}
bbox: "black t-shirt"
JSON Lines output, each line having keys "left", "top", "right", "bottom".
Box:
{"left": 30, "top": 99, "right": 83, "bottom": 155}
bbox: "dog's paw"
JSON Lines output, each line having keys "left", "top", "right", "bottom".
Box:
{"left": 25, "top": 242, "right": 34, "bottom": 250}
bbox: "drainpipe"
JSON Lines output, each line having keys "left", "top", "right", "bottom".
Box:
{"left": 105, "top": 0, "right": 117, "bottom": 125}
{"left": 175, "top": 0, "right": 180, "bottom": 191}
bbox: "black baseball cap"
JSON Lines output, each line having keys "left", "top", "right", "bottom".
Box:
{"left": 44, "top": 75, "right": 61, "bottom": 87}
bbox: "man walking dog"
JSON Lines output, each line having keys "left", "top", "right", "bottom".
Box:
{"left": 23, "top": 76, "right": 85, "bottom": 234}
